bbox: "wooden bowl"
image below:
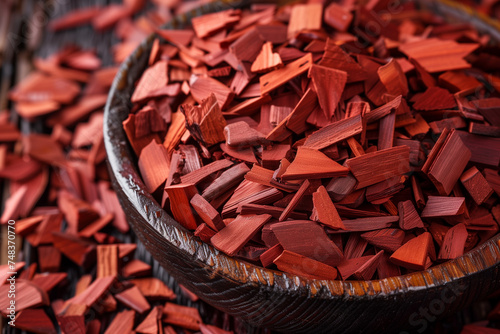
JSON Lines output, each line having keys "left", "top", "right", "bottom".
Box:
{"left": 104, "top": 1, "right": 500, "bottom": 332}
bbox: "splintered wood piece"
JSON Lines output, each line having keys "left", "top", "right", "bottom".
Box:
{"left": 319, "top": 39, "right": 366, "bottom": 83}
{"left": 49, "top": 6, "right": 101, "bottom": 31}
{"left": 121, "top": 259, "right": 151, "bottom": 278}
{"left": 131, "top": 60, "right": 168, "bottom": 103}
{"left": 38, "top": 246, "right": 61, "bottom": 272}
{"left": 104, "top": 310, "right": 135, "bottom": 334}
{"left": 224, "top": 121, "right": 268, "bottom": 148}
{"left": 191, "top": 9, "right": 240, "bottom": 39}
{"left": 47, "top": 94, "right": 107, "bottom": 127}
{"left": 225, "top": 95, "right": 272, "bottom": 116}
{"left": 469, "top": 122, "right": 500, "bottom": 137}
{"left": 398, "top": 200, "right": 424, "bottom": 230}
{"left": 211, "top": 214, "right": 272, "bottom": 256}
{"left": 288, "top": 3, "right": 323, "bottom": 38}
{"left": 238, "top": 204, "right": 307, "bottom": 220}
{"left": 279, "top": 180, "right": 311, "bottom": 221}
{"left": 398, "top": 38, "right": 478, "bottom": 73}
{"left": 285, "top": 88, "right": 318, "bottom": 134}
{"left": 274, "top": 250, "right": 338, "bottom": 280}
{"left": 456, "top": 131, "right": 500, "bottom": 168}
{"left": 405, "top": 113, "right": 430, "bottom": 138}
{"left": 344, "top": 234, "right": 368, "bottom": 259}
{"left": 180, "top": 93, "right": 227, "bottom": 147}
{"left": 439, "top": 71, "right": 482, "bottom": 93}
{"left": 78, "top": 213, "right": 114, "bottom": 238}
{"left": 312, "top": 185, "right": 345, "bottom": 230}
{"left": 180, "top": 159, "right": 233, "bottom": 185}
{"left": 30, "top": 273, "right": 66, "bottom": 294}
{"left": 390, "top": 232, "right": 433, "bottom": 270}
{"left": 309, "top": 64, "right": 347, "bottom": 119}
{"left": 324, "top": 3, "right": 352, "bottom": 32}
{"left": 123, "top": 114, "right": 162, "bottom": 157}
{"left": 326, "top": 174, "right": 357, "bottom": 202}
{"left": 15, "top": 309, "right": 56, "bottom": 334}
{"left": 271, "top": 220, "right": 343, "bottom": 266}
{"left": 281, "top": 146, "right": 349, "bottom": 180}
{"left": 365, "top": 175, "right": 406, "bottom": 204}
{"left": 57, "top": 191, "right": 100, "bottom": 233}
{"left": 245, "top": 164, "right": 295, "bottom": 192}
{"left": 163, "top": 302, "right": 202, "bottom": 331}
{"left": 129, "top": 278, "right": 176, "bottom": 300}
{"left": 412, "top": 87, "right": 457, "bottom": 111}
{"left": 222, "top": 180, "right": 283, "bottom": 217}
{"left": 25, "top": 213, "right": 62, "bottom": 246}
{"left": 262, "top": 144, "right": 291, "bottom": 170}
{"left": 97, "top": 245, "right": 119, "bottom": 278}
{"left": 378, "top": 111, "right": 395, "bottom": 150}
{"left": 346, "top": 146, "right": 410, "bottom": 189}
{"left": 260, "top": 53, "right": 312, "bottom": 95}
{"left": 377, "top": 59, "right": 408, "bottom": 97}
{"left": 24, "top": 134, "right": 66, "bottom": 167}
{"left": 220, "top": 143, "right": 258, "bottom": 163}
{"left": 361, "top": 229, "right": 405, "bottom": 252}
{"left": 341, "top": 216, "right": 399, "bottom": 232}
{"left": 421, "top": 196, "right": 466, "bottom": 218}
{"left": 10, "top": 72, "right": 80, "bottom": 105}
{"left": 260, "top": 244, "right": 284, "bottom": 267}
{"left": 304, "top": 114, "right": 363, "bottom": 149}
{"left": 460, "top": 166, "right": 494, "bottom": 205}
{"left": 0, "top": 280, "right": 48, "bottom": 315}
{"left": 438, "top": 223, "right": 468, "bottom": 260}
{"left": 52, "top": 232, "right": 95, "bottom": 268}
{"left": 67, "top": 276, "right": 115, "bottom": 309}
{"left": 190, "top": 75, "right": 235, "bottom": 110}
{"left": 202, "top": 163, "right": 250, "bottom": 202}
{"left": 337, "top": 255, "right": 374, "bottom": 280}
{"left": 135, "top": 305, "right": 162, "bottom": 333}
{"left": 352, "top": 250, "right": 384, "bottom": 280}
{"left": 165, "top": 184, "right": 199, "bottom": 230}
{"left": 190, "top": 194, "right": 224, "bottom": 231}
{"left": 251, "top": 42, "right": 283, "bottom": 73}
{"left": 425, "top": 130, "right": 471, "bottom": 195}
{"left": 163, "top": 112, "right": 186, "bottom": 154}
{"left": 138, "top": 140, "right": 170, "bottom": 194}
{"left": 365, "top": 95, "right": 405, "bottom": 124}
{"left": 194, "top": 223, "right": 217, "bottom": 243}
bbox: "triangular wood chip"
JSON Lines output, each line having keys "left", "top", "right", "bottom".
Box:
{"left": 281, "top": 146, "right": 349, "bottom": 180}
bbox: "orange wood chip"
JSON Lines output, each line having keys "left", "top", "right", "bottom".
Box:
{"left": 460, "top": 166, "right": 494, "bottom": 205}
{"left": 399, "top": 38, "right": 478, "bottom": 73}
{"left": 390, "top": 232, "right": 433, "bottom": 271}
{"left": 346, "top": 146, "right": 410, "bottom": 189}
{"left": 281, "top": 146, "right": 349, "bottom": 180}
{"left": 251, "top": 42, "right": 283, "bottom": 73}
{"left": 211, "top": 214, "right": 272, "bottom": 256}
{"left": 274, "top": 250, "right": 338, "bottom": 280}
{"left": 288, "top": 3, "right": 323, "bottom": 38}
{"left": 311, "top": 185, "right": 345, "bottom": 230}
{"left": 260, "top": 53, "right": 312, "bottom": 95}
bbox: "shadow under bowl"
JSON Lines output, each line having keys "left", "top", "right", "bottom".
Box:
{"left": 103, "top": 1, "right": 500, "bottom": 332}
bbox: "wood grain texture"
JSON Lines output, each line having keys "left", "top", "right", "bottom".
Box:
{"left": 103, "top": 1, "right": 500, "bottom": 333}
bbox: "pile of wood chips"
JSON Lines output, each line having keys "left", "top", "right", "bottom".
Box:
{"left": 124, "top": 1, "right": 500, "bottom": 283}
